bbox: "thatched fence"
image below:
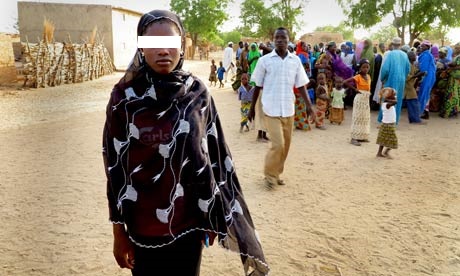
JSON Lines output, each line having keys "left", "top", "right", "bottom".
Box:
{"left": 20, "top": 19, "right": 113, "bottom": 88}
{"left": 21, "top": 40, "right": 113, "bottom": 88}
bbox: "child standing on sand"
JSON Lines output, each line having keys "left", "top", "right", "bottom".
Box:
{"left": 217, "top": 61, "right": 226, "bottom": 88}
{"left": 209, "top": 59, "right": 217, "bottom": 87}
{"left": 376, "top": 87, "right": 398, "bottom": 158}
{"left": 329, "top": 76, "right": 346, "bottom": 124}
{"left": 238, "top": 73, "right": 254, "bottom": 132}
{"left": 315, "top": 73, "right": 329, "bottom": 130}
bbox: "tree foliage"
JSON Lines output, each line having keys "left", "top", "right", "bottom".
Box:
{"left": 370, "top": 24, "right": 398, "bottom": 45}
{"left": 170, "top": 0, "right": 231, "bottom": 58}
{"left": 336, "top": 0, "right": 460, "bottom": 45}
{"left": 314, "top": 21, "right": 354, "bottom": 41}
{"left": 240, "top": 0, "right": 309, "bottom": 40}
{"left": 221, "top": 31, "right": 242, "bottom": 48}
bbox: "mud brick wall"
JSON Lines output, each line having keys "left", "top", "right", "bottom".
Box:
{"left": 0, "top": 34, "right": 17, "bottom": 84}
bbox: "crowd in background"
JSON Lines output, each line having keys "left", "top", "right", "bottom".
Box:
{"left": 212, "top": 37, "right": 460, "bottom": 138}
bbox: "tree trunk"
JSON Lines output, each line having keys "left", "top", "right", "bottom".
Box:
{"left": 191, "top": 33, "right": 198, "bottom": 60}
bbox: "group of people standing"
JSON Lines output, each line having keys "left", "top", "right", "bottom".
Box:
{"left": 219, "top": 34, "right": 460, "bottom": 165}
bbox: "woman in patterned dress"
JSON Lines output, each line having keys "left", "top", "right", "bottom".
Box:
{"left": 439, "top": 43, "right": 460, "bottom": 118}
{"left": 344, "top": 59, "right": 372, "bottom": 146}
{"left": 102, "top": 10, "right": 268, "bottom": 276}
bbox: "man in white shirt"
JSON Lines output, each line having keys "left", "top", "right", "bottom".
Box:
{"left": 249, "top": 27, "right": 316, "bottom": 188}
{"left": 223, "top": 41, "right": 235, "bottom": 82}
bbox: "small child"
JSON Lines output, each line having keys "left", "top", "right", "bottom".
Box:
{"left": 217, "top": 61, "right": 226, "bottom": 88}
{"left": 209, "top": 59, "right": 217, "bottom": 87}
{"left": 330, "top": 76, "right": 346, "bottom": 124}
{"left": 238, "top": 73, "right": 254, "bottom": 132}
{"left": 315, "top": 72, "right": 329, "bottom": 130}
{"left": 376, "top": 88, "right": 398, "bottom": 159}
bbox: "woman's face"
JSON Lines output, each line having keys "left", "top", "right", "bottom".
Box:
{"left": 141, "top": 21, "right": 181, "bottom": 74}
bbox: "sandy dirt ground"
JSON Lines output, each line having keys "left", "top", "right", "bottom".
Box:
{"left": 1, "top": 52, "right": 459, "bottom": 276}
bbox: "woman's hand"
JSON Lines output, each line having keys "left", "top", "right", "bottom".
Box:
{"left": 113, "top": 224, "right": 135, "bottom": 269}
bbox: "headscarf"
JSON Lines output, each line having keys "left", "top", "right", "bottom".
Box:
{"left": 326, "top": 41, "right": 353, "bottom": 79}
{"left": 345, "top": 41, "right": 354, "bottom": 54}
{"left": 431, "top": 44, "right": 439, "bottom": 59}
{"left": 296, "top": 41, "right": 309, "bottom": 60}
{"left": 117, "top": 10, "right": 187, "bottom": 87}
{"left": 401, "top": 45, "right": 411, "bottom": 53}
{"left": 248, "top": 42, "right": 261, "bottom": 75}
{"left": 359, "top": 38, "right": 375, "bottom": 77}
{"left": 378, "top": 87, "right": 396, "bottom": 103}
{"left": 421, "top": 40, "right": 432, "bottom": 48}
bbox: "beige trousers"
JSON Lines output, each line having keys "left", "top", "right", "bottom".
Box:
{"left": 263, "top": 115, "right": 294, "bottom": 183}
{"left": 255, "top": 91, "right": 267, "bottom": 131}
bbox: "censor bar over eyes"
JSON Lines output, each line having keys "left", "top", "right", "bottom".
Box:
{"left": 138, "top": 36, "right": 181, "bottom": 48}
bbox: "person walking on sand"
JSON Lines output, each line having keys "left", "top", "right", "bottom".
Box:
{"left": 248, "top": 27, "right": 316, "bottom": 189}
{"left": 102, "top": 10, "right": 268, "bottom": 276}
{"left": 238, "top": 73, "right": 254, "bottom": 132}
{"left": 376, "top": 88, "right": 398, "bottom": 159}
{"left": 216, "top": 61, "right": 226, "bottom": 88}
{"left": 223, "top": 41, "right": 234, "bottom": 82}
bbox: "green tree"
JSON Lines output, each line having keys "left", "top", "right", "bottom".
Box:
{"left": 221, "top": 31, "right": 242, "bottom": 48}
{"left": 336, "top": 0, "right": 460, "bottom": 45}
{"left": 272, "top": 0, "right": 310, "bottom": 38}
{"left": 240, "top": 0, "right": 309, "bottom": 40}
{"left": 421, "top": 24, "right": 450, "bottom": 46}
{"left": 170, "top": 0, "right": 231, "bottom": 58}
{"left": 370, "top": 24, "right": 398, "bottom": 45}
{"left": 314, "top": 21, "right": 354, "bottom": 41}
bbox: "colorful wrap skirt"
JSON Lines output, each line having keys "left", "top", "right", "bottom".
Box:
{"left": 376, "top": 123, "right": 398, "bottom": 149}
{"left": 350, "top": 91, "right": 370, "bottom": 140}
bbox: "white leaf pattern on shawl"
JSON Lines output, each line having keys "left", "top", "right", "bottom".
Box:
{"left": 152, "top": 173, "right": 162, "bottom": 182}
{"left": 118, "top": 185, "right": 138, "bottom": 209}
{"left": 146, "top": 84, "right": 157, "bottom": 100}
{"left": 181, "top": 157, "right": 190, "bottom": 168}
{"left": 224, "top": 156, "right": 233, "bottom": 172}
{"left": 225, "top": 199, "right": 243, "bottom": 222}
{"left": 156, "top": 184, "right": 184, "bottom": 224}
{"left": 156, "top": 206, "right": 172, "bottom": 224}
{"left": 174, "top": 119, "right": 190, "bottom": 136}
{"left": 201, "top": 137, "right": 208, "bottom": 154}
{"left": 132, "top": 164, "right": 143, "bottom": 174}
{"left": 159, "top": 141, "right": 174, "bottom": 158}
{"left": 196, "top": 165, "right": 206, "bottom": 175}
{"left": 113, "top": 137, "right": 128, "bottom": 155}
{"left": 185, "top": 76, "right": 194, "bottom": 92}
{"left": 129, "top": 123, "right": 139, "bottom": 139}
{"left": 124, "top": 87, "right": 138, "bottom": 99}
{"left": 198, "top": 198, "right": 211, "bottom": 212}
{"left": 172, "top": 183, "right": 184, "bottom": 200}
{"left": 207, "top": 122, "right": 218, "bottom": 138}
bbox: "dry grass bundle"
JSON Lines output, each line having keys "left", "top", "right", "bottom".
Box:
{"left": 43, "top": 18, "right": 55, "bottom": 43}
{"left": 89, "top": 26, "right": 97, "bottom": 45}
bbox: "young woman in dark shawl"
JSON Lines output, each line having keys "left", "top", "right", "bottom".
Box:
{"left": 102, "top": 10, "right": 269, "bottom": 276}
